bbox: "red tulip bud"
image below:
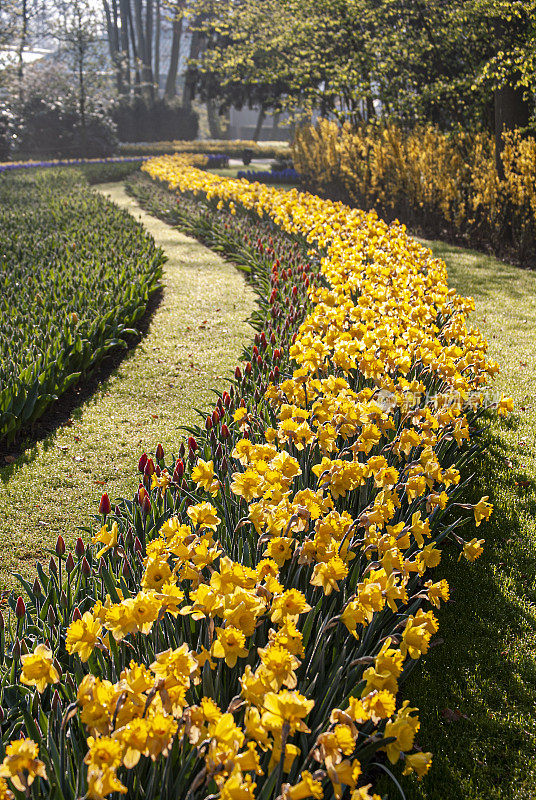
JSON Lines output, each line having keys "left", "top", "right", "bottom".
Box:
{"left": 173, "top": 459, "right": 184, "bottom": 481}
{"left": 98, "top": 492, "right": 112, "bottom": 516}
{"left": 212, "top": 409, "right": 219, "bottom": 426}
{"left": 72, "top": 606, "right": 82, "bottom": 622}
{"left": 270, "top": 332, "right": 276, "bottom": 345}
{"left": 257, "top": 355, "right": 262, "bottom": 368}
{"left": 75, "top": 537, "right": 85, "bottom": 558}
{"left": 49, "top": 556, "right": 57, "bottom": 576}
{"left": 81, "top": 557, "right": 91, "bottom": 577}
{"left": 55, "top": 535, "right": 66, "bottom": 556}
{"left": 252, "top": 345, "right": 259, "bottom": 358}
{"left": 179, "top": 442, "right": 185, "bottom": 458}
{"left": 216, "top": 443, "right": 223, "bottom": 460}
{"left": 292, "top": 285, "right": 298, "bottom": 297}
{"left": 235, "top": 366, "right": 242, "bottom": 381}
{"left": 245, "top": 361, "right": 252, "bottom": 375}
{"left": 155, "top": 465, "right": 161, "bottom": 477}
{"left": 122, "top": 560, "right": 131, "bottom": 578}
{"left": 221, "top": 424, "right": 230, "bottom": 440}
{"left": 155, "top": 443, "right": 164, "bottom": 461}
{"left": 32, "top": 577, "right": 41, "bottom": 596}
{"left": 269, "top": 289, "right": 277, "bottom": 304}
{"left": 220, "top": 457, "right": 228, "bottom": 476}
{"left": 66, "top": 552, "right": 75, "bottom": 574}
{"left": 15, "top": 596, "right": 25, "bottom": 619}
{"left": 205, "top": 415, "right": 213, "bottom": 430}
{"left": 274, "top": 365, "right": 280, "bottom": 379}
{"left": 254, "top": 333, "right": 260, "bottom": 346}
{"left": 223, "top": 393, "right": 231, "bottom": 409}
{"left": 144, "top": 458, "right": 155, "bottom": 478}
{"left": 141, "top": 494, "right": 151, "bottom": 517}
{"left": 188, "top": 436, "right": 198, "bottom": 452}
{"left": 138, "top": 452, "right": 148, "bottom": 473}
{"left": 269, "top": 370, "right": 275, "bottom": 382}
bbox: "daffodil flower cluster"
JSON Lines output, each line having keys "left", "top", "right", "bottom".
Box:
{"left": 4, "top": 157, "right": 513, "bottom": 800}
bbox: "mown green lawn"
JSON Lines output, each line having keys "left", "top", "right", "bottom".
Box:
{"left": 382, "top": 240, "right": 536, "bottom": 800}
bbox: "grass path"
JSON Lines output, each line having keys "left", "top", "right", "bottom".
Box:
{"left": 0, "top": 182, "right": 255, "bottom": 590}
{"left": 394, "top": 240, "right": 536, "bottom": 800}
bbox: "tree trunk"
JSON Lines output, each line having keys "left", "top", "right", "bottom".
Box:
{"left": 494, "top": 79, "right": 530, "bottom": 179}
{"left": 134, "top": 0, "right": 153, "bottom": 103}
{"left": 145, "top": 0, "right": 154, "bottom": 102}
{"left": 182, "top": 27, "right": 202, "bottom": 111}
{"left": 164, "top": 11, "right": 182, "bottom": 100}
{"left": 103, "top": 0, "right": 123, "bottom": 94}
{"left": 17, "top": 0, "right": 28, "bottom": 102}
{"left": 154, "top": 0, "right": 160, "bottom": 96}
{"left": 128, "top": 0, "right": 141, "bottom": 94}
{"left": 207, "top": 98, "right": 223, "bottom": 139}
{"left": 252, "top": 106, "right": 266, "bottom": 142}
{"left": 119, "top": 0, "right": 131, "bottom": 93}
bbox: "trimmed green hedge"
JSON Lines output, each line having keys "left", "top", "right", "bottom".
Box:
{"left": 0, "top": 168, "right": 165, "bottom": 443}
{"left": 118, "top": 139, "right": 289, "bottom": 160}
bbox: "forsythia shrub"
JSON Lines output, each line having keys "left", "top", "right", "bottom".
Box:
{"left": 0, "top": 155, "right": 513, "bottom": 800}
{"left": 293, "top": 119, "right": 536, "bottom": 267}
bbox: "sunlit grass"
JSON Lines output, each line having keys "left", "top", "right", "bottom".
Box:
{"left": 384, "top": 240, "right": 536, "bottom": 800}
{"left": 0, "top": 183, "right": 255, "bottom": 589}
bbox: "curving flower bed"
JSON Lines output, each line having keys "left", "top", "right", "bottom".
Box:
{"left": 0, "top": 155, "right": 513, "bottom": 800}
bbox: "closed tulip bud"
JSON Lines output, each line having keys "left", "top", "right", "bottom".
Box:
{"left": 245, "top": 361, "right": 252, "bottom": 375}
{"left": 134, "top": 536, "right": 143, "bottom": 555}
{"left": 98, "top": 492, "right": 111, "bottom": 516}
{"left": 66, "top": 552, "right": 75, "bottom": 574}
{"left": 75, "top": 537, "right": 85, "bottom": 557}
{"left": 32, "top": 577, "right": 41, "bottom": 596}
{"left": 269, "top": 370, "right": 275, "bottom": 382}
{"left": 221, "top": 423, "right": 230, "bottom": 439}
{"left": 122, "top": 560, "right": 131, "bottom": 578}
{"left": 220, "top": 457, "right": 228, "bottom": 476}
{"left": 155, "top": 465, "right": 161, "bottom": 477}
{"left": 48, "top": 605, "right": 57, "bottom": 626}
{"left": 188, "top": 436, "right": 198, "bottom": 452}
{"left": 55, "top": 535, "right": 66, "bottom": 556}
{"left": 155, "top": 443, "right": 164, "bottom": 461}
{"left": 252, "top": 345, "right": 259, "bottom": 358}
{"left": 292, "top": 285, "right": 298, "bottom": 297}
{"left": 260, "top": 331, "right": 267, "bottom": 350}
{"left": 51, "top": 690, "right": 60, "bottom": 715}
{"left": 212, "top": 409, "right": 219, "bottom": 426}
{"left": 223, "top": 393, "right": 231, "bottom": 409}
{"left": 257, "top": 355, "right": 262, "bottom": 368}
{"left": 12, "top": 638, "right": 21, "bottom": 659}
{"left": 72, "top": 606, "right": 82, "bottom": 622}
{"left": 81, "top": 557, "right": 91, "bottom": 577}
{"left": 229, "top": 384, "right": 235, "bottom": 398}
{"left": 15, "top": 596, "right": 25, "bottom": 619}
{"left": 60, "top": 591, "right": 68, "bottom": 607}
{"left": 138, "top": 484, "right": 147, "bottom": 504}
{"left": 173, "top": 459, "right": 184, "bottom": 481}
{"left": 210, "top": 430, "right": 217, "bottom": 448}
{"left": 270, "top": 331, "right": 276, "bottom": 345}
{"left": 141, "top": 494, "right": 151, "bottom": 517}
{"left": 269, "top": 289, "right": 277, "bottom": 304}
{"left": 274, "top": 348, "right": 281, "bottom": 361}
{"left": 138, "top": 452, "right": 148, "bottom": 473}
{"left": 205, "top": 415, "right": 213, "bottom": 430}
{"left": 144, "top": 458, "right": 155, "bottom": 478}
{"left": 216, "top": 443, "right": 223, "bottom": 460}
{"left": 274, "top": 365, "right": 280, "bottom": 379}
{"left": 179, "top": 442, "right": 185, "bottom": 458}
{"left": 235, "top": 366, "right": 242, "bottom": 381}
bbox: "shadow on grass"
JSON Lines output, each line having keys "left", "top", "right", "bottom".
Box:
{"left": 417, "top": 238, "right": 531, "bottom": 303}
{"left": 0, "top": 284, "right": 164, "bottom": 483}
{"left": 380, "top": 414, "right": 536, "bottom": 800}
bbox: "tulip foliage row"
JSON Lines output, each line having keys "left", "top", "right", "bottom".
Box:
{"left": 0, "top": 156, "right": 512, "bottom": 800}
{"left": 0, "top": 167, "right": 165, "bottom": 444}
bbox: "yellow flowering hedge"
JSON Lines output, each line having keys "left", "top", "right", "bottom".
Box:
{"left": 293, "top": 119, "right": 536, "bottom": 267}
{"left": 0, "top": 155, "right": 513, "bottom": 800}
